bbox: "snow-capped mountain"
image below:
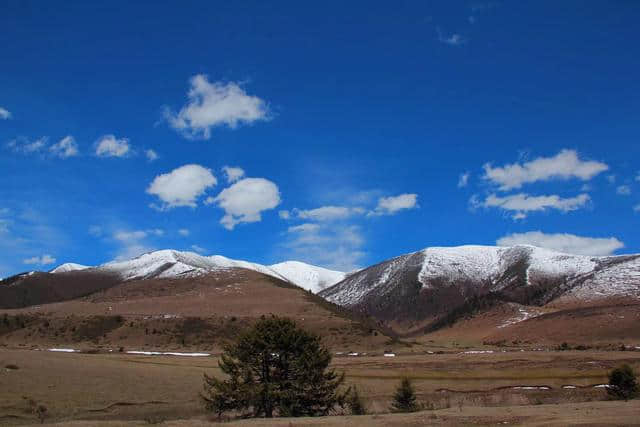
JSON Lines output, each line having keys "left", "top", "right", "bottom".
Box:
{"left": 319, "top": 245, "right": 640, "bottom": 331}
{"left": 49, "top": 250, "right": 345, "bottom": 293}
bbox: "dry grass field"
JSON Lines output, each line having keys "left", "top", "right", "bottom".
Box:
{"left": 1, "top": 347, "right": 639, "bottom": 425}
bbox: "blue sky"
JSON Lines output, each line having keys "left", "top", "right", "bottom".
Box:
{"left": 1, "top": 1, "right": 639, "bottom": 276}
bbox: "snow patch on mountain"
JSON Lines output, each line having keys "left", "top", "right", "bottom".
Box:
{"left": 49, "top": 263, "right": 90, "bottom": 274}
{"left": 269, "top": 261, "right": 345, "bottom": 294}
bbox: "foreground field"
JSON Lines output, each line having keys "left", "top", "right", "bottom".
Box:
{"left": 1, "top": 347, "right": 639, "bottom": 425}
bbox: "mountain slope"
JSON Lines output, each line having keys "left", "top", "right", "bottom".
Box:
{"left": 0, "top": 250, "right": 346, "bottom": 309}
{"left": 319, "top": 245, "right": 640, "bottom": 334}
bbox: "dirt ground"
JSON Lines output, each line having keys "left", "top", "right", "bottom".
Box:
{"left": 1, "top": 348, "right": 639, "bottom": 425}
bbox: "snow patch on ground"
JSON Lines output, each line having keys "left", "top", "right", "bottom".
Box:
{"left": 126, "top": 350, "right": 210, "bottom": 357}
{"left": 48, "top": 348, "right": 77, "bottom": 353}
{"left": 498, "top": 306, "right": 542, "bottom": 329}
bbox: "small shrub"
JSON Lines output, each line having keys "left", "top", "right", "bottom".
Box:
{"left": 607, "top": 364, "right": 638, "bottom": 401}
{"left": 390, "top": 378, "right": 419, "bottom": 413}
{"left": 36, "top": 404, "right": 47, "bottom": 424}
{"left": 346, "top": 386, "right": 366, "bottom": 415}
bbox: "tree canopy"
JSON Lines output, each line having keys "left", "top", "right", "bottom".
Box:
{"left": 607, "top": 364, "right": 638, "bottom": 401}
{"left": 390, "top": 377, "right": 420, "bottom": 413}
{"left": 202, "top": 316, "right": 346, "bottom": 418}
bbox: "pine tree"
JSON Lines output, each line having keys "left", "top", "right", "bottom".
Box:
{"left": 202, "top": 316, "right": 346, "bottom": 418}
{"left": 607, "top": 364, "right": 638, "bottom": 401}
{"left": 390, "top": 378, "right": 419, "bottom": 413}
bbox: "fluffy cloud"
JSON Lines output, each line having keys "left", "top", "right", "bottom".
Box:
{"left": 178, "top": 228, "right": 190, "bottom": 236}
{"left": 147, "top": 164, "right": 217, "bottom": 209}
{"left": 23, "top": 254, "right": 56, "bottom": 265}
{"left": 164, "top": 74, "right": 269, "bottom": 139}
{"left": 475, "top": 193, "right": 590, "bottom": 219}
{"left": 0, "top": 107, "right": 12, "bottom": 120}
{"left": 209, "top": 178, "right": 280, "bottom": 230}
{"left": 369, "top": 193, "right": 419, "bottom": 216}
{"left": 145, "top": 149, "right": 159, "bottom": 161}
{"left": 496, "top": 231, "right": 624, "bottom": 256}
{"left": 483, "top": 149, "right": 609, "bottom": 191}
{"left": 7, "top": 137, "right": 48, "bottom": 154}
{"left": 616, "top": 185, "right": 631, "bottom": 196}
{"left": 222, "top": 166, "right": 245, "bottom": 183}
{"left": 49, "top": 135, "right": 79, "bottom": 158}
{"left": 634, "top": 204, "right": 640, "bottom": 213}
{"left": 458, "top": 172, "right": 470, "bottom": 188}
{"left": 293, "top": 206, "right": 364, "bottom": 222}
{"left": 95, "top": 135, "right": 131, "bottom": 157}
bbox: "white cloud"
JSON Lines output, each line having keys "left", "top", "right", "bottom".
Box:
{"left": 164, "top": 74, "right": 269, "bottom": 139}
{"left": 278, "top": 210, "right": 291, "bottom": 219}
{"left": 114, "top": 230, "right": 148, "bottom": 242}
{"left": 636, "top": 173, "right": 640, "bottom": 182}
{"left": 0, "top": 107, "right": 12, "bottom": 120}
{"left": 476, "top": 192, "right": 590, "bottom": 219}
{"left": 439, "top": 33, "right": 466, "bottom": 46}
{"left": 369, "top": 193, "right": 419, "bottom": 216}
{"left": 145, "top": 149, "right": 159, "bottom": 161}
{"left": 178, "top": 228, "right": 190, "bottom": 236}
{"left": 287, "top": 223, "right": 320, "bottom": 233}
{"left": 23, "top": 254, "right": 56, "bottom": 265}
{"left": 634, "top": 204, "right": 640, "bottom": 213}
{"left": 95, "top": 134, "right": 131, "bottom": 157}
{"left": 294, "top": 206, "right": 364, "bottom": 222}
{"left": 7, "top": 136, "right": 48, "bottom": 154}
{"left": 112, "top": 228, "right": 164, "bottom": 260}
{"left": 616, "top": 185, "right": 631, "bottom": 195}
{"left": 458, "top": 172, "right": 470, "bottom": 188}
{"left": 497, "top": 231, "right": 624, "bottom": 256}
{"left": 222, "top": 166, "right": 245, "bottom": 183}
{"left": 483, "top": 149, "right": 609, "bottom": 191}
{"left": 191, "top": 244, "right": 207, "bottom": 254}
{"left": 49, "top": 135, "right": 79, "bottom": 158}
{"left": 282, "top": 223, "right": 365, "bottom": 271}
{"left": 147, "top": 164, "right": 217, "bottom": 209}
{"left": 210, "top": 177, "right": 280, "bottom": 230}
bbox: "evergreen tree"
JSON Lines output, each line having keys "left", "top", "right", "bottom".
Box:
{"left": 607, "top": 364, "right": 638, "bottom": 401}
{"left": 202, "top": 316, "right": 346, "bottom": 418}
{"left": 390, "top": 378, "right": 419, "bottom": 413}
{"left": 346, "top": 386, "right": 366, "bottom": 415}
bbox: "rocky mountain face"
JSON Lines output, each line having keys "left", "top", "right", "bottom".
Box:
{"left": 319, "top": 245, "right": 640, "bottom": 333}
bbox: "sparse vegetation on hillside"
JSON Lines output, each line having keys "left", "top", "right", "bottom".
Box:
{"left": 607, "top": 364, "right": 638, "bottom": 401}
{"left": 202, "top": 315, "right": 347, "bottom": 418}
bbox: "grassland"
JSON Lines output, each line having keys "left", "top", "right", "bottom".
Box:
{"left": 1, "top": 347, "right": 639, "bottom": 425}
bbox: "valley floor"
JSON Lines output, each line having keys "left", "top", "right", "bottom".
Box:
{"left": 1, "top": 347, "right": 639, "bottom": 425}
